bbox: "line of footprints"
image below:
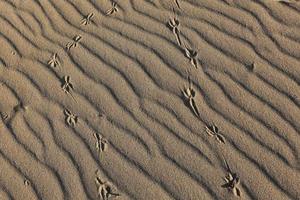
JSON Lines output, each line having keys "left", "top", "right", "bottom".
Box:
{"left": 45, "top": 0, "right": 241, "bottom": 198}
{"left": 169, "top": 1, "right": 241, "bottom": 198}
{"left": 45, "top": 1, "right": 120, "bottom": 199}
{"left": 169, "top": 5, "right": 226, "bottom": 144}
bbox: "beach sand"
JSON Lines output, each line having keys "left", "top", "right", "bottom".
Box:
{"left": 0, "top": 0, "right": 300, "bottom": 199}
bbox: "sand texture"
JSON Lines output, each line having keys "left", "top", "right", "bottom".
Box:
{"left": 0, "top": 0, "right": 300, "bottom": 199}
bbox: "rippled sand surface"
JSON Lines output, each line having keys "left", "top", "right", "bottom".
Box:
{"left": 0, "top": 0, "right": 300, "bottom": 199}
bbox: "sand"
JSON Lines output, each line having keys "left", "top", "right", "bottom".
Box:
{"left": 0, "top": 0, "right": 300, "bottom": 199}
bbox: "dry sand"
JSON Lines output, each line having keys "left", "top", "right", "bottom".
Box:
{"left": 0, "top": 0, "right": 300, "bottom": 199}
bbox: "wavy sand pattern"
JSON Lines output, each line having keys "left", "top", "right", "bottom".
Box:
{"left": 0, "top": 0, "right": 300, "bottom": 199}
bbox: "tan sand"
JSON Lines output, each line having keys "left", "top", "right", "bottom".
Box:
{"left": 0, "top": 0, "right": 300, "bottom": 199}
